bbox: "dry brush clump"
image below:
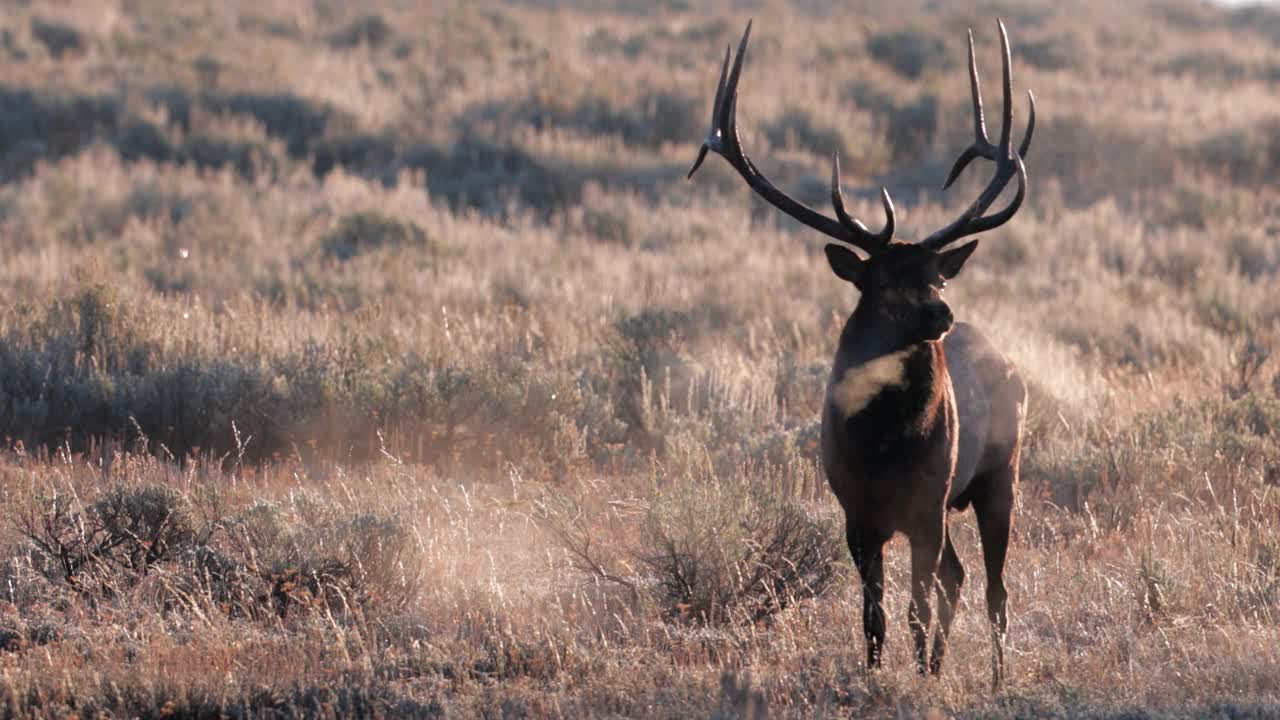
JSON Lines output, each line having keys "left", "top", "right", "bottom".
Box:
{"left": 537, "top": 478, "right": 846, "bottom": 626}
{"left": 639, "top": 482, "right": 845, "bottom": 625}
{"left": 8, "top": 469, "right": 422, "bottom": 625}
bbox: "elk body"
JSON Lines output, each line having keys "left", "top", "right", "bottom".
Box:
{"left": 688, "top": 21, "right": 1033, "bottom": 687}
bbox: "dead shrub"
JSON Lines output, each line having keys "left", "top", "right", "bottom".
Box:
{"left": 638, "top": 482, "right": 845, "bottom": 625}
{"left": 1226, "top": 231, "right": 1280, "bottom": 281}
{"left": 1016, "top": 31, "right": 1090, "bottom": 72}
{"left": 1157, "top": 50, "right": 1251, "bottom": 83}
{"left": 842, "top": 81, "right": 937, "bottom": 161}
{"left": 11, "top": 481, "right": 420, "bottom": 622}
{"left": 90, "top": 485, "right": 199, "bottom": 572}
{"left": 465, "top": 89, "right": 702, "bottom": 150}
{"left": 30, "top": 18, "right": 84, "bottom": 59}
{"left": 14, "top": 483, "right": 200, "bottom": 586}
{"left": 536, "top": 481, "right": 845, "bottom": 626}
{"left": 866, "top": 28, "right": 952, "bottom": 80}
{"left": 1026, "top": 394, "right": 1280, "bottom": 515}
{"left": 764, "top": 109, "right": 856, "bottom": 162}
{"left": 605, "top": 309, "right": 696, "bottom": 451}
{"left": 328, "top": 14, "right": 395, "bottom": 50}
{"left": 0, "top": 88, "right": 120, "bottom": 177}
{"left": 222, "top": 497, "right": 421, "bottom": 618}
{"left": 1224, "top": 328, "right": 1272, "bottom": 400}
{"left": 1194, "top": 123, "right": 1280, "bottom": 186}
{"left": 321, "top": 211, "right": 433, "bottom": 260}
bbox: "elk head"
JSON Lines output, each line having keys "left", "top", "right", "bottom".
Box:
{"left": 687, "top": 20, "right": 1034, "bottom": 346}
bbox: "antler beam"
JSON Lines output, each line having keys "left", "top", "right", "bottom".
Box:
{"left": 687, "top": 21, "right": 895, "bottom": 255}
{"left": 920, "top": 20, "right": 1035, "bottom": 250}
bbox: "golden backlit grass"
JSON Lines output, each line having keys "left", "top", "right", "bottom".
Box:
{"left": 0, "top": 0, "right": 1277, "bottom": 716}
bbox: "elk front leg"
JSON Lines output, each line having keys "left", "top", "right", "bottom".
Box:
{"left": 907, "top": 521, "right": 944, "bottom": 675}
{"left": 849, "top": 525, "right": 887, "bottom": 670}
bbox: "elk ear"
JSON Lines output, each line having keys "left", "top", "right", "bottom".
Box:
{"left": 824, "top": 244, "right": 863, "bottom": 284}
{"left": 938, "top": 240, "right": 979, "bottom": 279}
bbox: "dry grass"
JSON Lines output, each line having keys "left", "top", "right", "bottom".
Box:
{"left": 0, "top": 0, "right": 1277, "bottom": 716}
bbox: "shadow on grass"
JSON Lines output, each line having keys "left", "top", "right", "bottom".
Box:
{"left": 0, "top": 287, "right": 596, "bottom": 467}
{"left": 4, "top": 78, "right": 1277, "bottom": 223}
{"left": 18, "top": 683, "right": 444, "bottom": 720}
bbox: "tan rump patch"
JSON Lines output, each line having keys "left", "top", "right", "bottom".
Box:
{"left": 830, "top": 350, "right": 911, "bottom": 418}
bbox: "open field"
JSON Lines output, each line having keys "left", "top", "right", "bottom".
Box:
{"left": 0, "top": 0, "right": 1278, "bottom": 716}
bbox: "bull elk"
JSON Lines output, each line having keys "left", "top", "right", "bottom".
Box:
{"left": 687, "top": 20, "right": 1033, "bottom": 687}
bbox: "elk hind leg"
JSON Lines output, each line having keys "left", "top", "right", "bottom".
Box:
{"left": 973, "top": 465, "right": 1015, "bottom": 689}
{"left": 907, "top": 522, "right": 944, "bottom": 675}
{"left": 929, "top": 526, "right": 965, "bottom": 675}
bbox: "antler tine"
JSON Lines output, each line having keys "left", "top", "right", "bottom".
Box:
{"left": 832, "top": 153, "right": 896, "bottom": 246}
{"left": 996, "top": 19, "right": 1013, "bottom": 155}
{"left": 1018, "top": 89, "right": 1036, "bottom": 159}
{"left": 686, "top": 21, "right": 893, "bottom": 254}
{"left": 686, "top": 44, "right": 732, "bottom": 180}
{"left": 922, "top": 19, "right": 1033, "bottom": 250}
{"left": 720, "top": 19, "right": 752, "bottom": 160}
{"left": 963, "top": 154, "right": 1026, "bottom": 236}
{"left": 943, "top": 30, "right": 992, "bottom": 191}
{"left": 967, "top": 30, "right": 990, "bottom": 148}
{"left": 711, "top": 44, "right": 731, "bottom": 130}
{"left": 942, "top": 21, "right": 1035, "bottom": 191}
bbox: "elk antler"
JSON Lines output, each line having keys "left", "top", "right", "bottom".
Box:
{"left": 920, "top": 20, "right": 1035, "bottom": 250}
{"left": 687, "top": 21, "right": 895, "bottom": 255}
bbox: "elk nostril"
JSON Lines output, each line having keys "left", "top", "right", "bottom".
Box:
{"left": 926, "top": 304, "right": 953, "bottom": 332}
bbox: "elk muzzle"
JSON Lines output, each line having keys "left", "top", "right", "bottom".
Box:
{"left": 921, "top": 301, "right": 954, "bottom": 341}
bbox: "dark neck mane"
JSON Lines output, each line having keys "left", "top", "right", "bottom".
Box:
{"left": 833, "top": 309, "right": 952, "bottom": 449}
